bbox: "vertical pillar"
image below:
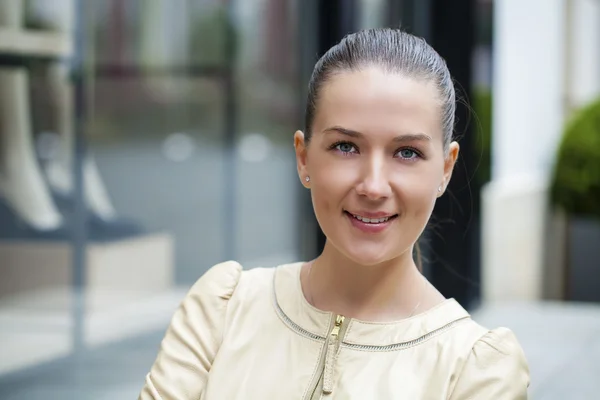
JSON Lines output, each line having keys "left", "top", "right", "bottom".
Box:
{"left": 567, "top": 0, "right": 600, "bottom": 110}
{"left": 482, "top": 0, "right": 567, "bottom": 301}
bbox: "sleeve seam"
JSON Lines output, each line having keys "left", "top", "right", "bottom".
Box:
{"left": 446, "top": 329, "right": 490, "bottom": 400}
{"left": 221, "top": 265, "right": 243, "bottom": 344}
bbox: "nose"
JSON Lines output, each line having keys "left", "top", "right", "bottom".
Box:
{"left": 355, "top": 154, "right": 393, "bottom": 200}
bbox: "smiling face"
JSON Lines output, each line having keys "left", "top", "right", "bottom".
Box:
{"left": 295, "top": 67, "right": 459, "bottom": 266}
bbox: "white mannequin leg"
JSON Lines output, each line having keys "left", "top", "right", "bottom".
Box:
{"left": 43, "top": 62, "right": 73, "bottom": 197}
{"left": 0, "top": 68, "right": 63, "bottom": 230}
{"left": 32, "top": 0, "right": 118, "bottom": 221}
{"left": 43, "top": 59, "right": 118, "bottom": 222}
{"left": 83, "top": 156, "right": 117, "bottom": 221}
{"left": 0, "top": 0, "right": 63, "bottom": 231}
{"left": 43, "top": 62, "right": 118, "bottom": 221}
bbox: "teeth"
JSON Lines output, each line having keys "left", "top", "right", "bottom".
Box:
{"left": 352, "top": 214, "right": 391, "bottom": 224}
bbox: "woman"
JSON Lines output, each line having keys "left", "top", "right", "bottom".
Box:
{"left": 139, "top": 28, "right": 529, "bottom": 399}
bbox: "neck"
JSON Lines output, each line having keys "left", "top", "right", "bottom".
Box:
{"left": 308, "top": 240, "right": 424, "bottom": 321}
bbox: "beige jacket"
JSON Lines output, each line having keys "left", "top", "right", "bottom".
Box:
{"left": 139, "top": 261, "right": 530, "bottom": 399}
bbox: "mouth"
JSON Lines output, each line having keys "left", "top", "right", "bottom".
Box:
{"left": 344, "top": 211, "right": 398, "bottom": 224}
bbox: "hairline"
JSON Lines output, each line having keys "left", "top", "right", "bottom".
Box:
{"left": 306, "top": 65, "right": 449, "bottom": 150}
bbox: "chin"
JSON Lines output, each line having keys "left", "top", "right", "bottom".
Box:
{"left": 339, "top": 241, "right": 399, "bottom": 267}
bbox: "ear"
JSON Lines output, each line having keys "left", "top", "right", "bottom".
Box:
{"left": 294, "top": 130, "right": 310, "bottom": 187}
{"left": 439, "top": 141, "right": 460, "bottom": 196}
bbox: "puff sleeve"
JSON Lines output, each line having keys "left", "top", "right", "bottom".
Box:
{"left": 138, "top": 261, "right": 242, "bottom": 400}
{"left": 449, "top": 327, "right": 530, "bottom": 400}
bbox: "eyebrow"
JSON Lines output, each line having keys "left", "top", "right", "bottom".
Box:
{"left": 323, "top": 126, "right": 432, "bottom": 142}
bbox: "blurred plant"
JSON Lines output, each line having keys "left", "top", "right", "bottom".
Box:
{"left": 550, "top": 97, "right": 600, "bottom": 219}
{"left": 472, "top": 88, "right": 492, "bottom": 185}
{"left": 189, "top": 5, "right": 238, "bottom": 67}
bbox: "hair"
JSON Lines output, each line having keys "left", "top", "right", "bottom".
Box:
{"left": 304, "top": 28, "right": 456, "bottom": 154}
{"left": 305, "top": 28, "right": 458, "bottom": 271}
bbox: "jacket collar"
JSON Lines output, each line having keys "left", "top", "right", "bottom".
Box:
{"left": 273, "top": 262, "right": 471, "bottom": 347}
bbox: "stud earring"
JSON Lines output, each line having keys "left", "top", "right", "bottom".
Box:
{"left": 438, "top": 185, "right": 443, "bottom": 192}
{"left": 305, "top": 176, "right": 310, "bottom": 182}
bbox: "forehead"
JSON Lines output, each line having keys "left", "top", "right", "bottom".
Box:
{"left": 314, "top": 67, "right": 442, "bottom": 139}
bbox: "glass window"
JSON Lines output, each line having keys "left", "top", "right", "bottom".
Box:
{"left": 0, "top": 0, "right": 304, "bottom": 397}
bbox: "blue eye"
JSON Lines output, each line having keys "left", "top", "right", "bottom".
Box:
{"left": 398, "top": 148, "right": 419, "bottom": 159}
{"left": 333, "top": 142, "right": 357, "bottom": 154}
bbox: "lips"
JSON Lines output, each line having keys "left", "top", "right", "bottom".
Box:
{"left": 344, "top": 211, "right": 398, "bottom": 234}
{"left": 345, "top": 211, "right": 398, "bottom": 224}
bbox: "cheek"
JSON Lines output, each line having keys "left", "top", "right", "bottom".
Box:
{"left": 308, "top": 152, "right": 357, "bottom": 207}
{"left": 309, "top": 185, "right": 341, "bottom": 239}
{"left": 310, "top": 165, "right": 353, "bottom": 215}
{"left": 393, "top": 166, "right": 440, "bottom": 213}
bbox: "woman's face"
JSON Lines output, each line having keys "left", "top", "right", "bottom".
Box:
{"left": 295, "top": 67, "right": 459, "bottom": 266}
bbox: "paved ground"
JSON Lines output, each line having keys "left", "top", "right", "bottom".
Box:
{"left": 0, "top": 329, "right": 164, "bottom": 400}
{"left": 0, "top": 299, "right": 598, "bottom": 399}
{"left": 472, "top": 300, "right": 600, "bottom": 399}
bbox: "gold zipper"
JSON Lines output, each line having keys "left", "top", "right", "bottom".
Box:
{"left": 323, "top": 314, "right": 345, "bottom": 394}
{"left": 272, "top": 276, "right": 470, "bottom": 397}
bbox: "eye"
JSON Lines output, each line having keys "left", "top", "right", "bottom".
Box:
{"left": 396, "top": 148, "right": 421, "bottom": 160}
{"left": 331, "top": 141, "right": 358, "bottom": 155}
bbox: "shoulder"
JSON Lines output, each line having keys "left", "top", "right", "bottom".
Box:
{"left": 463, "top": 325, "right": 529, "bottom": 379}
{"left": 470, "top": 327, "right": 528, "bottom": 366}
{"left": 188, "top": 260, "right": 289, "bottom": 303}
{"left": 449, "top": 324, "right": 530, "bottom": 399}
{"left": 453, "top": 315, "right": 529, "bottom": 375}
{"left": 433, "top": 301, "right": 527, "bottom": 365}
{"left": 187, "top": 260, "right": 243, "bottom": 300}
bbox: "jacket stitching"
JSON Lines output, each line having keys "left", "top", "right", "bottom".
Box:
{"left": 271, "top": 271, "right": 326, "bottom": 342}
{"left": 274, "top": 302, "right": 326, "bottom": 342}
{"left": 341, "top": 317, "right": 471, "bottom": 352}
{"left": 272, "top": 269, "right": 329, "bottom": 399}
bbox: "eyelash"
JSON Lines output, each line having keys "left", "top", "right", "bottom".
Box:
{"left": 329, "top": 141, "right": 423, "bottom": 160}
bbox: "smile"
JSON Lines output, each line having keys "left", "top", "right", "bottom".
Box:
{"left": 350, "top": 214, "right": 391, "bottom": 224}
{"left": 345, "top": 211, "right": 398, "bottom": 224}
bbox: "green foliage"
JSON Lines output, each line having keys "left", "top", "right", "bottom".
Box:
{"left": 472, "top": 88, "right": 492, "bottom": 185}
{"left": 550, "top": 97, "right": 600, "bottom": 219}
{"left": 189, "top": 6, "right": 237, "bottom": 66}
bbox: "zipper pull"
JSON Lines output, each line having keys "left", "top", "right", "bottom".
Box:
{"left": 323, "top": 315, "right": 345, "bottom": 394}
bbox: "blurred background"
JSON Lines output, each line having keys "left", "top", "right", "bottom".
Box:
{"left": 0, "top": 0, "right": 598, "bottom": 398}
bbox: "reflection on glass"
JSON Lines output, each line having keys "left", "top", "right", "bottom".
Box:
{"left": 0, "top": 0, "right": 304, "bottom": 397}
{"left": 0, "top": 0, "right": 74, "bottom": 380}
{"left": 231, "top": 0, "right": 301, "bottom": 267}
